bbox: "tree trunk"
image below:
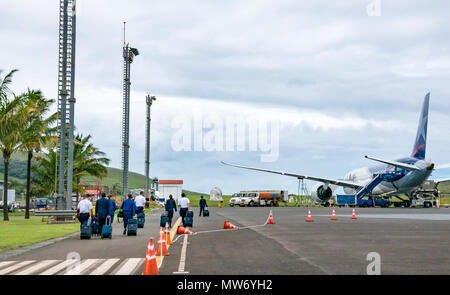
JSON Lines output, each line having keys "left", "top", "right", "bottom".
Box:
{"left": 25, "top": 151, "right": 32, "bottom": 219}
{"left": 3, "top": 158, "right": 9, "bottom": 221}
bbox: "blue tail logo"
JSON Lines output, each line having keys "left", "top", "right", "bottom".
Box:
{"left": 411, "top": 93, "right": 430, "bottom": 160}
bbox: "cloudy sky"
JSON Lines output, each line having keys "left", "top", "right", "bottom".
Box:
{"left": 1, "top": 0, "right": 450, "bottom": 195}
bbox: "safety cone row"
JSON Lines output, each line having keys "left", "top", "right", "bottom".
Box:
{"left": 156, "top": 227, "right": 169, "bottom": 256}
{"left": 306, "top": 209, "right": 313, "bottom": 222}
{"left": 143, "top": 238, "right": 158, "bottom": 275}
{"left": 268, "top": 210, "right": 275, "bottom": 224}
{"left": 351, "top": 208, "right": 357, "bottom": 219}
{"left": 165, "top": 223, "right": 172, "bottom": 245}
{"left": 224, "top": 221, "right": 238, "bottom": 229}
{"left": 177, "top": 225, "right": 193, "bottom": 235}
{"left": 331, "top": 208, "right": 337, "bottom": 220}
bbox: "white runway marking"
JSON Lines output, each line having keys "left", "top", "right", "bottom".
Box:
{"left": 0, "top": 260, "right": 35, "bottom": 275}
{"left": 311, "top": 214, "right": 450, "bottom": 221}
{"left": 0, "top": 258, "right": 145, "bottom": 275}
{"left": 65, "top": 259, "right": 100, "bottom": 275}
{"left": 173, "top": 233, "right": 189, "bottom": 274}
{"left": 90, "top": 258, "right": 120, "bottom": 275}
{"left": 15, "top": 260, "right": 59, "bottom": 275}
{"left": 39, "top": 259, "right": 81, "bottom": 275}
{"left": 113, "top": 258, "right": 144, "bottom": 275}
{"left": 0, "top": 261, "right": 16, "bottom": 269}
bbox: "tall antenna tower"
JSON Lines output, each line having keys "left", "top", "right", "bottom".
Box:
{"left": 56, "top": 0, "right": 76, "bottom": 209}
{"left": 121, "top": 23, "right": 139, "bottom": 196}
{"left": 145, "top": 93, "right": 156, "bottom": 201}
{"left": 297, "top": 177, "right": 309, "bottom": 206}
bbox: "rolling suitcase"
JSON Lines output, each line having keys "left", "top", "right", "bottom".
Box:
{"left": 92, "top": 217, "right": 101, "bottom": 236}
{"left": 184, "top": 210, "right": 194, "bottom": 227}
{"left": 127, "top": 219, "right": 138, "bottom": 236}
{"left": 80, "top": 220, "right": 92, "bottom": 240}
{"left": 160, "top": 212, "right": 170, "bottom": 227}
{"left": 203, "top": 207, "right": 209, "bottom": 217}
{"left": 137, "top": 212, "right": 145, "bottom": 228}
{"left": 101, "top": 217, "right": 112, "bottom": 239}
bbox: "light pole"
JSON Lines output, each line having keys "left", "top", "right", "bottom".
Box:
{"left": 145, "top": 94, "right": 156, "bottom": 201}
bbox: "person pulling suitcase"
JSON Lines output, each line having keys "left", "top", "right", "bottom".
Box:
{"left": 178, "top": 193, "right": 190, "bottom": 227}
{"left": 121, "top": 194, "right": 136, "bottom": 235}
{"left": 199, "top": 195, "right": 207, "bottom": 217}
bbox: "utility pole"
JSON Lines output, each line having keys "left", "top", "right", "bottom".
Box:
{"left": 66, "top": 0, "right": 77, "bottom": 210}
{"left": 145, "top": 94, "right": 156, "bottom": 201}
{"left": 121, "top": 22, "right": 139, "bottom": 197}
{"left": 56, "top": 0, "right": 75, "bottom": 210}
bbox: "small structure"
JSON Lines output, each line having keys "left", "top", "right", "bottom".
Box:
{"left": 210, "top": 187, "right": 223, "bottom": 201}
{"left": 0, "top": 180, "right": 15, "bottom": 203}
{"left": 158, "top": 180, "right": 183, "bottom": 202}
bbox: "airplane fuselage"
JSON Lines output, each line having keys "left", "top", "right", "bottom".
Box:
{"left": 343, "top": 157, "right": 433, "bottom": 197}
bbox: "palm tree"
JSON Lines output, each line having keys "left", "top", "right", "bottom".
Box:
{"left": 0, "top": 69, "right": 27, "bottom": 221}
{"left": 71, "top": 134, "right": 110, "bottom": 199}
{"left": 32, "top": 133, "right": 110, "bottom": 199}
{"left": 20, "top": 89, "right": 57, "bottom": 219}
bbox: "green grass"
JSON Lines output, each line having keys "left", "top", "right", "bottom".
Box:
{"left": 0, "top": 211, "right": 36, "bottom": 217}
{"left": 0, "top": 216, "right": 79, "bottom": 253}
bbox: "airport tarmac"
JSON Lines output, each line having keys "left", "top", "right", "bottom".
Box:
{"left": 1, "top": 207, "right": 449, "bottom": 275}
{"left": 160, "top": 207, "right": 450, "bottom": 275}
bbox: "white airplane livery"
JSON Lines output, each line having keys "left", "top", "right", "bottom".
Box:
{"left": 222, "top": 93, "right": 450, "bottom": 205}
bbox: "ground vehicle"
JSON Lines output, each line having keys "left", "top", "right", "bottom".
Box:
{"left": 229, "top": 193, "right": 242, "bottom": 207}
{"left": 239, "top": 190, "right": 288, "bottom": 207}
{"left": 335, "top": 195, "right": 356, "bottom": 207}
{"left": 34, "top": 198, "right": 56, "bottom": 209}
{"left": 357, "top": 196, "right": 391, "bottom": 207}
{"left": 335, "top": 194, "right": 391, "bottom": 207}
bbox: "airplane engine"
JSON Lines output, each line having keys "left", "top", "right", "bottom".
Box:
{"left": 311, "top": 183, "right": 334, "bottom": 203}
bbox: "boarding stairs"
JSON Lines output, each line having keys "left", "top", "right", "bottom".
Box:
{"left": 355, "top": 171, "right": 404, "bottom": 199}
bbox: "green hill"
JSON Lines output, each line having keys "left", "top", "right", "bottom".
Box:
{"left": 81, "top": 167, "right": 148, "bottom": 189}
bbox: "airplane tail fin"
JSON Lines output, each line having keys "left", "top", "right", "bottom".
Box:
{"left": 411, "top": 93, "right": 430, "bottom": 160}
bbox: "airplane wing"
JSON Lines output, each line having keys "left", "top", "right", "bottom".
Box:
{"left": 434, "top": 178, "right": 450, "bottom": 185}
{"left": 434, "top": 163, "right": 450, "bottom": 170}
{"left": 364, "top": 156, "right": 421, "bottom": 171}
{"left": 221, "top": 161, "right": 363, "bottom": 189}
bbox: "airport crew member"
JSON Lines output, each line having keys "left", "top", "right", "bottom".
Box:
{"left": 165, "top": 194, "right": 177, "bottom": 227}
{"left": 108, "top": 195, "right": 118, "bottom": 224}
{"left": 95, "top": 193, "right": 111, "bottom": 229}
{"left": 77, "top": 196, "right": 93, "bottom": 229}
{"left": 135, "top": 191, "right": 146, "bottom": 214}
{"left": 121, "top": 194, "right": 136, "bottom": 235}
{"left": 178, "top": 193, "right": 190, "bottom": 227}
{"left": 199, "top": 195, "right": 207, "bottom": 217}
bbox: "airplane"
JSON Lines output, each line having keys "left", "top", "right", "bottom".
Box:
{"left": 222, "top": 93, "right": 450, "bottom": 206}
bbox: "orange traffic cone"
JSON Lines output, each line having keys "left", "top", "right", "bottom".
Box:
{"left": 165, "top": 223, "right": 172, "bottom": 245}
{"left": 306, "top": 209, "right": 313, "bottom": 222}
{"left": 351, "top": 208, "right": 357, "bottom": 219}
{"left": 331, "top": 208, "right": 337, "bottom": 220}
{"left": 177, "top": 225, "right": 193, "bottom": 235}
{"left": 268, "top": 210, "right": 275, "bottom": 224}
{"left": 156, "top": 227, "right": 168, "bottom": 256}
{"left": 143, "top": 238, "right": 158, "bottom": 275}
{"left": 224, "top": 221, "right": 238, "bottom": 229}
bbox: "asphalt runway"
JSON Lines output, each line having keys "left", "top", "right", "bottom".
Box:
{"left": 1, "top": 207, "right": 449, "bottom": 275}
{"left": 160, "top": 207, "right": 450, "bottom": 275}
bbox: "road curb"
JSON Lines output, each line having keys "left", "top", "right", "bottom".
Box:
{"left": 0, "top": 232, "right": 80, "bottom": 261}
